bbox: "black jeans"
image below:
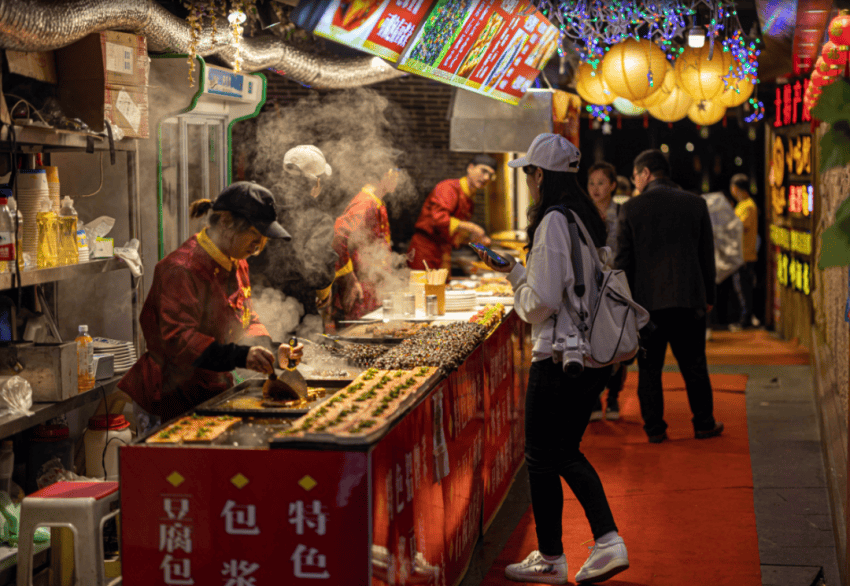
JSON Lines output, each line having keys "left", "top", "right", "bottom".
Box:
{"left": 637, "top": 307, "right": 717, "bottom": 437}
{"left": 525, "top": 359, "right": 618, "bottom": 556}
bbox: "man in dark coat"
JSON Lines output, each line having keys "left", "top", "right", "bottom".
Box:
{"left": 614, "top": 149, "right": 723, "bottom": 443}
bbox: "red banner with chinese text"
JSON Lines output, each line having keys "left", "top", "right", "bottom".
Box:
{"left": 121, "top": 447, "right": 371, "bottom": 585}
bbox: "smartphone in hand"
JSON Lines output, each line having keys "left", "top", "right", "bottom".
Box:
{"left": 469, "top": 243, "right": 510, "bottom": 267}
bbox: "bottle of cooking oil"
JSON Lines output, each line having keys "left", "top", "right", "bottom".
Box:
{"left": 36, "top": 197, "right": 58, "bottom": 269}
{"left": 58, "top": 196, "right": 78, "bottom": 266}
{"left": 7, "top": 197, "right": 22, "bottom": 273}
{"left": 0, "top": 196, "right": 13, "bottom": 274}
{"left": 76, "top": 325, "right": 94, "bottom": 393}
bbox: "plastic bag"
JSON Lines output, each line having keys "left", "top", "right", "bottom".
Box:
{"left": 0, "top": 376, "right": 33, "bottom": 417}
{"left": 0, "top": 490, "right": 49, "bottom": 546}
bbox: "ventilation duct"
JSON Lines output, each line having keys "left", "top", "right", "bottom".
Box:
{"left": 450, "top": 89, "right": 554, "bottom": 153}
{"left": 0, "top": 0, "right": 405, "bottom": 89}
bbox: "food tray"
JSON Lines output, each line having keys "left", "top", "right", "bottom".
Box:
{"left": 269, "top": 368, "right": 443, "bottom": 448}
{"left": 194, "top": 379, "right": 349, "bottom": 418}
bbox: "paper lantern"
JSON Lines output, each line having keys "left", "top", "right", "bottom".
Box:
{"left": 675, "top": 44, "right": 733, "bottom": 101}
{"left": 633, "top": 62, "right": 676, "bottom": 108}
{"left": 601, "top": 38, "right": 668, "bottom": 102}
{"left": 828, "top": 10, "right": 850, "bottom": 47}
{"left": 822, "top": 40, "right": 847, "bottom": 69}
{"left": 688, "top": 100, "right": 726, "bottom": 126}
{"left": 647, "top": 84, "right": 693, "bottom": 122}
{"left": 612, "top": 97, "right": 646, "bottom": 116}
{"left": 717, "top": 76, "right": 754, "bottom": 108}
{"left": 575, "top": 61, "right": 617, "bottom": 105}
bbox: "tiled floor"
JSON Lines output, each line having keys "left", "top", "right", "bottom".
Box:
{"left": 460, "top": 363, "right": 840, "bottom": 586}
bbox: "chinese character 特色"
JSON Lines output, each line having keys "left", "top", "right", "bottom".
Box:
{"left": 222, "top": 559, "right": 260, "bottom": 586}
{"left": 221, "top": 500, "right": 260, "bottom": 535}
{"left": 288, "top": 500, "right": 328, "bottom": 536}
{"left": 160, "top": 554, "right": 194, "bottom": 585}
{"left": 159, "top": 523, "right": 192, "bottom": 553}
{"left": 291, "top": 544, "right": 330, "bottom": 579}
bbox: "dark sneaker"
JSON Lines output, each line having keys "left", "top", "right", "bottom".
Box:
{"left": 648, "top": 431, "right": 667, "bottom": 444}
{"left": 695, "top": 422, "right": 724, "bottom": 439}
{"left": 590, "top": 397, "right": 604, "bottom": 421}
{"left": 575, "top": 537, "right": 629, "bottom": 583}
{"left": 505, "top": 550, "right": 568, "bottom": 584}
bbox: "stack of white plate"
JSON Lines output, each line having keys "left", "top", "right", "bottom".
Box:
{"left": 92, "top": 337, "right": 137, "bottom": 374}
{"left": 15, "top": 170, "right": 50, "bottom": 258}
{"left": 444, "top": 290, "right": 477, "bottom": 312}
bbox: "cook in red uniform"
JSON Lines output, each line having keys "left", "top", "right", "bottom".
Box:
{"left": 120, "top": 182, "right": 304, "bottom": 424}
{"left": 331, "top": 169, "right": 400, "bottom": 322}
{"left": 407, "top": 154, "right": 497, "bottom": 271}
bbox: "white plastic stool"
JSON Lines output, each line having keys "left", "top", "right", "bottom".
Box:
{"left": 17, "top": 481, "right": 121, "bottom": 586}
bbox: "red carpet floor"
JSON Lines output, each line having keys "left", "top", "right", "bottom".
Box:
{"left": 485, "top": 373, "right": 760, "bottom": 585}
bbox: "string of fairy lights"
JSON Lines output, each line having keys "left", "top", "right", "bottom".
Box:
{"left": 528, "top": 0, "right": 764, "bottom": 123}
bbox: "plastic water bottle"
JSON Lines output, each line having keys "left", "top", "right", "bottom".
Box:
{"left": 8, "top": 197, "right": 22, "bottom": 273}
{"left": 0, "top": 197, "right": 15, "bottom": 274}
{"left": 58, "top": 196, "right": 78, "bottom": 266}
{"left": 76, "top": 325, "right": 94, "bottom": 392}
{"left": 36, "top": 197, "right": 58, "bottom": 269}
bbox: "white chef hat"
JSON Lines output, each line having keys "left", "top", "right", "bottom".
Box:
{"left": 283, "top": 145, "right": 333, "bottom": 181}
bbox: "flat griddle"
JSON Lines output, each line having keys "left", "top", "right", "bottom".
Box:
{"left": 195, "top": 378, "right": 350, "bottom": 418}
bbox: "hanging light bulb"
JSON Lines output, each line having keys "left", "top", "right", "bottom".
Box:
{"left": 687, "top": 26, "right": 706, "bottom": 48}
{"left": 228, "top": 9, "right": 247, "bottom": 25}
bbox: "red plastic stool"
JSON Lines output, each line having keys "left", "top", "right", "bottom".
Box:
{"left": 17, "top": 481, "right": 120, "bottom": 586}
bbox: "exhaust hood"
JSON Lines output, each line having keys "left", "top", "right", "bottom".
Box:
{"left": 449, "top": 89, "right": 554, "bottom": 153}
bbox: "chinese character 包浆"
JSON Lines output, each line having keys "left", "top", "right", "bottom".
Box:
{"left": 221, "top": 559, "right": 260, "bottom": 586}
{"left": 159, "top": 523, "right": 192, "bottom": 553}
{"left": 288, "top": 500, "right": 328, "bottom": 536}
{"left": 160, "top": 554, "right": 194, "bottom": 585}
{"left": 291, "top": 544, "right": 330, "bottom": 579}
{"left": 221, "top": 500, "right": 260, "bottom": 535}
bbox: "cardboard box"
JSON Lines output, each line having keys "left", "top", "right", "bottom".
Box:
{"left": 0, "top": 342, "right": 79, "bottom": 402}
{"left": 56, "top": 31, "right": 149, "bottom": 87}
{"left": 56, "top": 31, "right": 150, "bottom": 138}
{"left": 5, "top": 50, "right": 58, "bottom": 84}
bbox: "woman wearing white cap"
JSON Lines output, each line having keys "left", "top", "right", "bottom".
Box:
{"left": 473, "top": 134, "right": 629, "bottom": 584}
{"left": 249, "top": 145, "right": 338, "bottom": 314}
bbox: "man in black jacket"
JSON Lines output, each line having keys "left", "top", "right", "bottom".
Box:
{"left": 615, "top": 149, "right": 724, "bottom": 443}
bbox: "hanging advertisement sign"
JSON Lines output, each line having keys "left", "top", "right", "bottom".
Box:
{"left": 314, "top": 0, "right": 437, "bottom": 62}
{"left": 397, "top": 0, "right": 559, "bottom": 105}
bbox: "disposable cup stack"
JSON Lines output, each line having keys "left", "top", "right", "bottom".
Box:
{"left": 36, "top": 166, "right": 61, "bottom": 212}
{"left": 15, "top": 169, "right": 49, "bottom": 260}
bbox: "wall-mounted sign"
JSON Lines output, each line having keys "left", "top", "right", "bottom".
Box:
{"left": 774, "top": 79, "right": 811, "bottom": 127}
{"left": 313, "top": 0, "right": 437, "bottom": 62}
{"left": 776, "top": 250, "right": 811, "bottom": 295}
{"left": 397, "top": 0, "right": 559, "bottom": 105}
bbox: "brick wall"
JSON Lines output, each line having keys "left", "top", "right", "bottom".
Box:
{"left": 262, "top": 73, "right": 486, "bottom": 246}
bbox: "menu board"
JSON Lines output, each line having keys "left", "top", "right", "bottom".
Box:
{"left": 397, "top": 0, "right": 559, "bottom": 104}
{"left": 314, "top": 0, "right": 437, "bottom": 62}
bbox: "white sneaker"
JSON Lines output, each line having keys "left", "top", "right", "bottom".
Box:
{"left": 505, "top": 550, "right": 568, "bottom": 584}
{"left": 575, "top": 537, "right": 629, "bottom": 583}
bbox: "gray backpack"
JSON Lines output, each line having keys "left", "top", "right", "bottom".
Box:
{"left": 548, "top": 206, "right": 650, "bottom": 374}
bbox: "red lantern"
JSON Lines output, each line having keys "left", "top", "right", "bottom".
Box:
{"left": 828, "top": 10, "right": 850, "bottom": 46}
{"left": 822, "top": 40, "right": 848, "bottom": 68}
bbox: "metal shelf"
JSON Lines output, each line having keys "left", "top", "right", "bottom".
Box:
{"left": 0, "top": 376, "right": 120, "bottom": 439}
{"left": 0, "top": 258, "right": 129, "bottom": 291}
{"left": 0, "top": 124, "right": 138, "bottom": 152}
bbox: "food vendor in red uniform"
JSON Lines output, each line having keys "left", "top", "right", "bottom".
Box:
{"left": 407, "top": 154, "right": 497, "bottom": 271}
{"left": 120, "top": 182, "right": 304, "bottom": 426}
{"left": 331, "top": 168, "right": 400, "bottom": 322}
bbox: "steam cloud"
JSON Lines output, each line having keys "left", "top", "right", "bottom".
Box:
{"left": 234, "top": 86, "right": 433, "bottom": 336}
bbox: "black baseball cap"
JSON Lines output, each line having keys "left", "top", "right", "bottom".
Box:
{"left": 212, "top": 182, "right": 290, "bottom": 240}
